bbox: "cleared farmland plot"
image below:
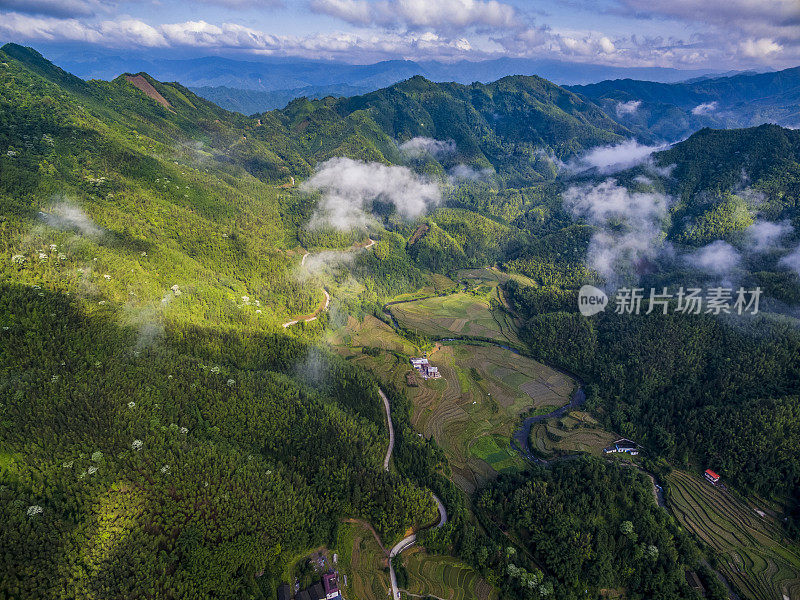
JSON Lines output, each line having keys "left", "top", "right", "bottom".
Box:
{"left": 337, "top": 521, "right": 391, "bottom": 600}
{"left": 666, "top": 470, "right": 800, "bottom": 600}
{"left": 388, "top": 289, "right": 522, "bottom": 347}
{"left": 411, "top": 343, "right": 575, "bottom": 493}
{"left": 401, "top": 547, "right": 498, "bottom": 600}
{"left": 328, "top": 314, "right": 418, "bottom": 355}
{"left": 529, "top": 411, "right": 616, "bottom": 458}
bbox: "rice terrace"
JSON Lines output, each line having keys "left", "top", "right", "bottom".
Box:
{"left": 399, "top": 546, "right": 498, "bottom": 600}
{"left": 387, "top": 274, "right": 522, "bottom": 348}
{"left": 666, "top": 470, "right": 800, "bottom": 600}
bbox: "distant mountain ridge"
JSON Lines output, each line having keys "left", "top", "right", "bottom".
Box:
{"left": 26, "top": 43, "right": 731, "bottom": 113}
{"left": 568, "top": 67, "right": 800, "bottom": 141}
{"left": 0, "top": 43, "right": 632, "bottom": 188}
{"left": 189, "top": 83, "right": 374, "bottom": 115}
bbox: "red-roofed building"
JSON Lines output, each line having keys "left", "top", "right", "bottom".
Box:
{"left": 322, "top": 572, "right": 340, "bottom": 600}
{"left": 704, "top": 469, "right": 720, "bottom": 484}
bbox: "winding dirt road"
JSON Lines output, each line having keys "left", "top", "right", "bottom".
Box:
{"left": 388, "top": 494, "right": 447, "bottom": 599}
{"left": 284, "top": 238, "right": 445, "bottom": 598}
{"left": 379, "top": 385, "right": 447, "bottom": 599}
{"left": 282, "top": 239, "right": 374, "bottom": 328}
{"left": 379, "top": 389, "right": 394, "bottom": 471}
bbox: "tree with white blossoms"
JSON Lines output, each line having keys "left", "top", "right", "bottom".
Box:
{"left": 27, "top": 505, "right": 43, "bottom": 517}
{"left": 226, "top": 379, "right": 235, "bottom": 387}
{"left": 91, "top": 451, "right": 103, "bottom": 462}
{"left": 11, "top": 254, "right": 25, "bottom": 264}
{"left": 131, "top": 439, "right": 143, "bottom": 451}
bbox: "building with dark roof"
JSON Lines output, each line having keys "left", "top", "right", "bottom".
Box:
{"left": 310, "top": 582, "right": 325, "bottom": 600}
{"left": 277, "top": 583, "right": 291, "bottom": 600}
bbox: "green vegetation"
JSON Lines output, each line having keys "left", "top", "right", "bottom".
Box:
{"left": 388, "top": 285, "right": 521, "bottom": 348}
{"left": 528, "top": 411, "right": 616, "bottom": 459}
{"left": 477, "top": 458, "right": 703, "bottom": 600}
{"left": 666, "top": 469, "right": 800, "bottom": 600}
{"left": 0, "top": 44, "right": 441, "bottom": 599}
{"left": 335, "top": 521, "right": 392, "bottom": 600}
{"left": 3, "top": 40, "right": 800, "bottom": 600}
{"left": 401, "top": 546, "right": 499, "bottom": 600}
{"left": 469, "top": 435, "right": 519, "bottom": 474}
{"left": 277, "top": 74, "right": 629, "bottom": 186}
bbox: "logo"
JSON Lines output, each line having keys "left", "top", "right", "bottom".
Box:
{"left": 578, "top": 285, "right": 608, "bottom": 316}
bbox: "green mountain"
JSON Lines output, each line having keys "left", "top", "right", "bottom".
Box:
{"left": 273, "top": 74, "right": 631, "bottom": 186}
{"left": 569, "top": 66, "right": 800, "bottom": 140}
{"left": 3, "top": 42, "right": 800, "bottom": 600}
{"left": 189, "top": 83, "right": 372, "bottom": 114}
{"left": 0, "top": 43, "right": 440, "bottom": 599}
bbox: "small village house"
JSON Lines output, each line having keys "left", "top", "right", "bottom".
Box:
{"left": 603, "top": 439, "right": 639, "bottom": 456}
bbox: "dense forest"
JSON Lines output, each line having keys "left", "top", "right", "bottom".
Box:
{"left": 477, "top": 459, "right": 704, "bottom": 600}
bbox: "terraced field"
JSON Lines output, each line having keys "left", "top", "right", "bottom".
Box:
{"left": 666, "top": 470, "right": 800, "bottom": 600}
{"left": 337, "top": 521, "right": 391, "bottom": 600}
{"left": 328, "top": 314, "right": 418, "bottom": 355}
{"left": 469, "top": 434, "right": 519, "bottom": 473}
{"left": 388, "top": 288, "right": 521, "bottom": 347}
{"left": 528, "top": 411, "right": 616, "bottom": 459}
{"left": 400, "top": 547, "right": 498, "bottom": 600}
{"left": 411, "top": 343, "right": 574, "bottom": 493}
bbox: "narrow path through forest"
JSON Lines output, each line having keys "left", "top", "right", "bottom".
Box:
{"left": 282, "top": 239, "right": 374, "bottom": 328}
{"left": 378, "top": 384, "right": 447, "bottom": 600}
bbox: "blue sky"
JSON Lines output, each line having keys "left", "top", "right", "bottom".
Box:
{"left": 0, "top": 0, "right": 797, "bottom": 68}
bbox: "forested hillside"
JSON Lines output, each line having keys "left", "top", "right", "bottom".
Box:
{"left": 477, "top": 459, "right": 703, "bottom": 599}
{"left": 569, "top": 67, "right": 800, "bottom": 141}
{"left": 0, "top": 43, "right": 439, "bottom": 598}
{"left": 272, "top": 75, "right": 630, "bottom": 186}
{"left": 504, "top": 124, "right": 800, "bottom": 532}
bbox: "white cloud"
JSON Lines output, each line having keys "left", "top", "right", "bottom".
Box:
{"left": 691, "top": 101, "right": 718, "bottom": 115}
{"left": 399, "top": 137, "right": 456, "bottom": 158}
{"left": 739, "top": 38, "right": 783, "bottom": 58}
{"left": 563, "top": 178, "right": 672, "bottom": 285}
{"left": 567, "top": 140, "right": 667, "bottom": 174}
{"left": 616, "top": 0, "right": 800, "bottom": 65}
{"left": 746, "top": 220, "right": 793, "bottom": 252}
{"left": 40, "top": 201, "right": 103, "bottom": 237}
{"left": 0, "top": 13, "right": 483, "bottom": 60}
{"left": 1, "top": 0, "right": 797, "bottom": 68}
{"left": 309, "top": 0, "right": 519, "bottom": 31}
{"left": 779, "top": 244, "right": 800, "bottom": 276}
{"left": 615, "top": 100, "right": 641, "bottom": 117}
{"left": 448, "top": 164, "right": 493, "bottom": 181}
{"left": 100, "top": 18, "right": 167, "bottom": 47}
{"left": 686, "top": 240, "right": 741, "bottom": 275}
{"left": 301, "top": 157, "right": 440, "bottom": 230}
